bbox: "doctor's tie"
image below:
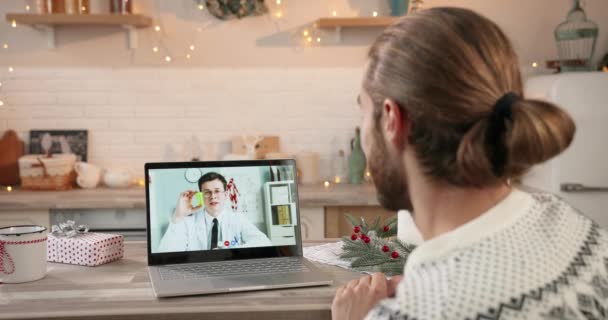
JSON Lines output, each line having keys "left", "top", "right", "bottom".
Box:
{"left": 210, "top": 218, "right": 218, "bottom": 249}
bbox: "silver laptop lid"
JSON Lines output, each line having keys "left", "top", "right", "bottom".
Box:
{"left": 144, "top": 159, "right": 303, "bottom": 266}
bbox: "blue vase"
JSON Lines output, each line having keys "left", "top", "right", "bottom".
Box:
{"left": 389, "top": 0, "right": 409, "bottom": 16}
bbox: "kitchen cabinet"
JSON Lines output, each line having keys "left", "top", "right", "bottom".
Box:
{"left": 0, "top": 184, "right": 392, "bottom": 240}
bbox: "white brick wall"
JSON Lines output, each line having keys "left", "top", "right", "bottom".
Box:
{"left": 0, "top": 68, "right": 363, "bottom": 179}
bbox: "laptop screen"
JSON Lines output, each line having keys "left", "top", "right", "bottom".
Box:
{"left": 145, "top": 160, "right": 303, "bottom": 265}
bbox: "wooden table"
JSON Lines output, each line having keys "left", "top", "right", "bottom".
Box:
{"left": 0, "top": 241, "right": 362, "bottom": 320}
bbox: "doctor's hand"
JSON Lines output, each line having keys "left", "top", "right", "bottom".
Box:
{"left": 172, "top": 190, "right": 202, "bottom": 223}
{"left": 331, "top": 273, "right": 403, "bottom": 320}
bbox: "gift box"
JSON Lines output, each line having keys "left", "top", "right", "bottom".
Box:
{"left": 47, "top": 232, "right": 124, "bottom": 266}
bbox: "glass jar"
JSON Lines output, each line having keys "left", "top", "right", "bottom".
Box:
{"left": 111, "top": 0, "right": 132, "bottom": 14}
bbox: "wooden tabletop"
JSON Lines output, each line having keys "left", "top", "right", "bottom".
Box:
{"left": 0, "top": 241, "right": 362, "bottom": 320}
{"left": 0, "top": 183, "right": 381, "bottom": 211}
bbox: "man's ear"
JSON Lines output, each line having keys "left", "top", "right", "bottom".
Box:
{"left": 382, "top": 99, "right": 409, "bottom": 150}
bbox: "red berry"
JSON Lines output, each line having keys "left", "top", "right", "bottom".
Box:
{"left": 364, "top": 237, "right": 371, "bottom": 244}
{"left": 391, "top": 251, "right": 399, "bottom": 259}
{"left": 383, "top": 226, "right": 390, "bottom": 232}
{"left": 351, "top": 234, "right": 358, "bottom": 241}
{"left": 382, "top": 245, "right": 390, "bottom": 252}
{"left": 353, "top": 226, "right": 361, "bottom": 233}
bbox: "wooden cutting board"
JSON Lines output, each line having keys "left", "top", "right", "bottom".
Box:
{"left": 231, "top": 136, "right": 280, "bottom": 160}
{"left": 0, "top": 130, "right": 24, "bottom": 185}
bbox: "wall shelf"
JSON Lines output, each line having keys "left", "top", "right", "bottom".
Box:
{"left": 316, "top": 17, "right": 400, "bottom": 42}
{"left": 5, "top": 13, "right": 153, "bottom": 49}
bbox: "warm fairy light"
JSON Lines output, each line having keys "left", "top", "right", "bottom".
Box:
{"left": 316, "top": 37, "right": 321, "bottom": 43}
{"left": 11, "top": 20, "right": 16, "bottom": 28}
{"left": 332, "top": 11, "right": 337, "bottom": 16}
{"left": 8, "top": 67, "right": 14, "bottom": 72}
{"left": 2, "top": 43, "right": 7, "bottom": 49}
{"left": 189, "top": 45, "right": 195, "bottom": 51}
{"left": 154, "top": 25, "right": 161, "bottom": 32}
{"left": 25, "top": 5, "right": 31, "bottom": 11}
{"left": 0, "top": 82, "right": 3, "bottom": 87}
{"left": 0, "top": 100, "right": 4, "bottom": 106}
{"left": 198, "top": 4, "right": 204, "bottom": 10}
{"left": 138, "top": 179, "right": 145, "bottom": 187}
{"left": 165, "top": 56, "right": 172, "bottom": 62}
{"left": 324, "top": 181, "right": 330, "bottom": 188}
{"left": 6, "top": 186, "right": 12, "bottom": 192}
{"left": 307, "top": 36, "right": 312, "bottom": 43}
{"left": 81, "top": 6, "right": 86, "bottom": 11}
{"left": 152, "top": 46, "right": 159, "bottom": 52}
{"left": 372, "top": 11, "right": 378, "bottom": 17}
{"left": 334, "top": 176, "right": 341, "bottom": 184}
{"left": 303, "top": 30, "right": 309, "bottom": 37}
{"left": 532, "top": 62, "right": 538, "bottom": 68}
{"left": 276, "top": 0, "right": 281, "bottom": 4}
{"left": 275, "top": 11, "right": 283, "bottom": 18}
{"left": 366, "top": 171, "right": 371, "bottom": 177}
{"left": 186, "top": 53, "right": 192, "bottom": 59}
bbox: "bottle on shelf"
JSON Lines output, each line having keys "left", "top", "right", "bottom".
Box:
{"left": 110, "top": 0, "right": 132, "bottom": 14}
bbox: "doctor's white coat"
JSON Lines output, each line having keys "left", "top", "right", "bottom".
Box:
{"left": 157, "top": 206, "right": 272, "bottom": 252}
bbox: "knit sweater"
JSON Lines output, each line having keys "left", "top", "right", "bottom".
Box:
{"left": 366, "top": 189, "right": 608, "bottom": 320}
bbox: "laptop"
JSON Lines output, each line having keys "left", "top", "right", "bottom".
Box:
{"left": 145, "top": 159, "right": 333, "bottom": 298}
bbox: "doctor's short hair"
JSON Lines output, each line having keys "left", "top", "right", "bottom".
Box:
{"left": 198, "top": 172, "right": 227, "bottom": 191}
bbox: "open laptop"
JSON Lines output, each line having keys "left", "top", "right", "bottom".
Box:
{"left": 145, "top": 159, "right": 333, "bottom": 298}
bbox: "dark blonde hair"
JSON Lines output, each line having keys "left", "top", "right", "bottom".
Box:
{"left": 364, "top": 7, "right": 575, "bottom": 187}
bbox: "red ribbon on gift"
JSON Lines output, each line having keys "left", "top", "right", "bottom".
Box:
{"left": 0, "top": 238, "right": 47, "bottom": 275}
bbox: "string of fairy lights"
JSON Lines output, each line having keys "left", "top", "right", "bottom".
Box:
{"left": 0, "top": 0, "right": 480, "bottom": 110}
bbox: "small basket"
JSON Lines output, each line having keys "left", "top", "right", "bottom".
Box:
{"left": 18, "top": 154, "right": 76, "bottom": 191}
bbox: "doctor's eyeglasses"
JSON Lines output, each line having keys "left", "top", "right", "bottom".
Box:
{"left": 202, "top": 189, "right": 225, "bottom": 198}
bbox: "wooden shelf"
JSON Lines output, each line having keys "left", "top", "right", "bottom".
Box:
{"left": 5, "top": 13, "right": 153, "bottom": 49}
{"left": 6, "top": 13, "right": 152, "bottom": 28}
{"left": 316, "top": 17, "right": 400, "bottom": 29}
{"left": 315, "top": 17, "right": 400, "bottom": 42}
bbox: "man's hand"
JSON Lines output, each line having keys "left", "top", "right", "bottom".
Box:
{"left": 331, "top": 273, "right": 403, "bottom": 320}
{"left": 172, "top": 191, "right": 202, "bottom": 223}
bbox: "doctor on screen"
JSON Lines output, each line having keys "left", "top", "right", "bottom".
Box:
{"left": 158, "top": 172, "right": 272, "bottom": 252}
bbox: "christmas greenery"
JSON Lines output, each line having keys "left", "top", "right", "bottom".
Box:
{"left": 340, "top": 214, "right": 416, "bottom": 275}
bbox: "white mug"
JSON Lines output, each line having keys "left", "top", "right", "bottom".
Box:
{"left": 0, "top": 225, "right": 47, "bottom": 283}
{"left": 74, "top": 162, "right": 102, "bottom": 189}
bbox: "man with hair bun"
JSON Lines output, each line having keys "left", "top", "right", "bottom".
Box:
{"left": 331, "top": 7, "right": 606, "bottom": 320}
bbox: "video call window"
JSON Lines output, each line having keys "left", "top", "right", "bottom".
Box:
{"left": 148, "top": 165, "right": 297, "bottom": 254}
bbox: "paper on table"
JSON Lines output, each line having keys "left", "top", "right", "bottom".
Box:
{"left": 303, "top": 242, "right": 352, "bottom": 270}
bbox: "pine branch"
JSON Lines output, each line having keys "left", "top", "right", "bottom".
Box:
{"left": 345, "top": 214, "right": 359, "bottom": 229}
{"left": 341, "top": 237, "right": 367, "bottom": 251}
{"left": 360, "top": 216, "right": 370, "bottom": 234}
{"left": 338, "top": 213, "right": 415, "bottom": 275}
{"left": 351, "top": 251, "right": 391, "bottom": 268}
{"left": 384, "top": 215, "right": 398, "bottom": 227}
{"left": 380, "top": 225, "right": 397, "bottom": 238}
{"left": 369, "top": 216, "right": 381, "bottom": 233}
{"left": 392, "top": 239, "right": 416, "bottom": 256}
{"left": 379, "top": 259, "right": 406, "bottom": 275}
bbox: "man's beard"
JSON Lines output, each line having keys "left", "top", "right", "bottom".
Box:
{"left": 367, "top": 127, "right": 413, "bottom": 212}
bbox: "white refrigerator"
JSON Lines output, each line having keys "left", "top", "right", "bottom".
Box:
{"left": 524, "top": 72, "right": 608, "bottom": 227}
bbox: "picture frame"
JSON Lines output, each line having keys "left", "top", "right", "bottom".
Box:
{"left": 29, "top": 130, "right": 89, "bottom": 162}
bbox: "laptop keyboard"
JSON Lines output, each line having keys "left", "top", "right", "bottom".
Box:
{"left": 158, "top": 257, "right": 310, "bottom": 280}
